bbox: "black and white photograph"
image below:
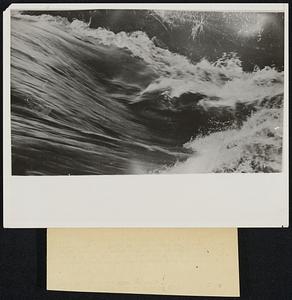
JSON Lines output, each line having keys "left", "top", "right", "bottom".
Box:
{"left": 10, "top": 7, "right": 285, "bottom": 175}
{"left": 3, "top": 4, "right": 288, "bottom": 228}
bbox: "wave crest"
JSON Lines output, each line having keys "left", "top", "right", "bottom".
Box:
{"left": 11, "top": 13, "right": 285, "bottom": 174}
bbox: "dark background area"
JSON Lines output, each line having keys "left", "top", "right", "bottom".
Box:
{"left": 1, "top": 0, "right": 291, "bottom": 299}
{"left": 0, "top": 228, "right": 291, "bottom": 299}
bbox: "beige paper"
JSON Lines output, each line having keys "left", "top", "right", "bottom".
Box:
{"left": 47, "top": 228, "right": 239, "bottom": 297}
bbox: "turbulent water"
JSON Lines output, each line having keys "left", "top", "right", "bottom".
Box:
{"left": 11, "top": 12, "right": 284, "bottom": 175}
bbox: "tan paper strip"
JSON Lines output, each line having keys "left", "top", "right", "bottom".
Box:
{"left": 47, "top": 228, "right": 239, "bottom": 297}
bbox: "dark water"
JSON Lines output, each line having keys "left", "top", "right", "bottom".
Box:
{"left": 11, "top": 12, "right": 284, "bottom": 175}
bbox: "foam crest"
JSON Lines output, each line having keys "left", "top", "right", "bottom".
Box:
{"left": 162, "top": 106, "right": 283, "bottom": 173}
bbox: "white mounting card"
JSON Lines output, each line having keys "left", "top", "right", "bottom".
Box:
{"left": 3, "top": 3, "right": 289, "bottom": 227}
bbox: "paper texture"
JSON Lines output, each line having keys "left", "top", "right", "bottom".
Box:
{"left": 4, "top": 4, "right": 289, "bottom": 228}
{"left": 47, "top": 228, "right": 239, "bottom": 297}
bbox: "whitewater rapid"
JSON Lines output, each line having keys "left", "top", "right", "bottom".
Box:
{"left": 11, "top": 12, "right": 284, "bottom": 175}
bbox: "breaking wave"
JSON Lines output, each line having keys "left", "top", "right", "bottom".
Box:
{"left": 11, "top": 12, "right": 284, "bottom": 175}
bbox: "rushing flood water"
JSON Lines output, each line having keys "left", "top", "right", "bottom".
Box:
{"left": 11, "top": 12, "right": 284, "bottom": 175}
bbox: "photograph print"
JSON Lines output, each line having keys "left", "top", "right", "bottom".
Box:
{"left": 11, "top": 9, "right": 285, "bottom": 175}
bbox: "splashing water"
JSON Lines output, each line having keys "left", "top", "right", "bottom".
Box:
{"left": 11, "top": 12, "right": 284, "bottom": 175}
{"left": 160, "top": 106, "right": 283, "bottom": 173}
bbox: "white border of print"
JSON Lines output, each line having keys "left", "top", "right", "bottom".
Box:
{"left": 3, "top": 3, "right": 289, "bottom": 228}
